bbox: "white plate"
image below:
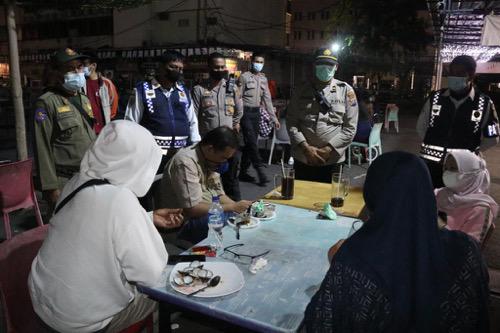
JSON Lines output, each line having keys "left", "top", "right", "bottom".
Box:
{"left": 254, "top": 210, "right": 277, "bottom": 221}
{"left": 227, "top": 216, "right": 260, "bottom": 229}
{"left": 169, "top": 262, "right": 245, "bottom": 298}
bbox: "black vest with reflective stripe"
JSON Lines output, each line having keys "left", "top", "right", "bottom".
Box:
{"left": 420, "top": 89, "right": 488, "bottom": 163}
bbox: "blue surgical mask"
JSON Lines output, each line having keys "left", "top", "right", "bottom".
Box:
{"left": 217, "top": 161, "right": 229, "bottom": 175}
{"left": 315, "top": 65, "right": 336, "bottom": 82}
{"left": 83, "top": 66, "right": 91, "bottom": 77}
{"left": 63, "top": 72, "right": 86, "bottom": 91}
{"left": 447, "top": 76, "right": 468, "bottom": 93}
{"left": 253, "top": 62, "right": 264, "bottom": 72}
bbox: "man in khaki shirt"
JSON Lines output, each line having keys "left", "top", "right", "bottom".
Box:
{"left": 192, "top": 52, "right": 244, "bottom": 200}
{"left": 238, "top": 53, "right": 280, "bottom": 186}
{"left": 159, "top": 126, "right": 252, "bottom": 243}
{"left": 287, "top": 48, "right": 358, "bottom": 183}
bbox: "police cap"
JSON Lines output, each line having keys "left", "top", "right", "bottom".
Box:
{"left": 314, "top": 48, "right": 338, "bottom": 65}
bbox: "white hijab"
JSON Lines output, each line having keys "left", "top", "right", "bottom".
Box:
{"left": 436, "top": 149, "right": 498, "bottom": 218}
{"left": 77, "top": 120, "right": 162, "bottom": 197}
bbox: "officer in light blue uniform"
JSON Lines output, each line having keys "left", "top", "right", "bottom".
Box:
{"left": 126, "top": 51, "right": 200, "bottom": 209}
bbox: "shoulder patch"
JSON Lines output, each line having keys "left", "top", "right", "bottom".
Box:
{"left": 347, "top": 90, "right": 357, "bottom": 107}
{"left": 34, "top": 102, "right": 48, "bottom": 123}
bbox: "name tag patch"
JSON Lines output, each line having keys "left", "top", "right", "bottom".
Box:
{"left": 57, "top": 105, "right": 71, "bottom": 113}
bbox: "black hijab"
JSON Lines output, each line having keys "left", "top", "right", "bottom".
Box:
{"left": 330, "top": 152, "right": 489, "bottom": 332}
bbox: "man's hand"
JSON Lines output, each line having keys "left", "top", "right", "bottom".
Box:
{"left": 327, "top": 239, "right": 346, "bottom": 263}
{"left": 153, "top": 208, "right": 184, "bottom": 229}
{"left": 302, "top": 144, "right": 326, "bottom": 166}
{"left": 274, "top": 120, "right": 281, "bottom": 129}
{"left": 230, "top": 200, "right": 253, "bottom": 213}
{"left": 45, "top": 189, "right": 61, "bottom": 205}
{"left": 234, "top": 123, "right": 241, "bottom": 133}
{"left": 317, "top": 145, "right": 333, "bottom": 162}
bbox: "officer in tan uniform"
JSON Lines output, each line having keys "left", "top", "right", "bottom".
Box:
{"left": 238, "top": 52, "right": 280, "bottom": 186}
{"left": 287, "top": 48, "right": 358, "bottom": 183}
{"left": 192, "top": 52, "right": 243, "bottom": 200}
{"left": 34, "top": 48, "right": 96, "bottom": 210}
{"left": 158, "top": 127, "right": 252, "bottom": 243}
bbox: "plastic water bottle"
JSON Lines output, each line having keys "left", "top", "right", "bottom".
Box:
{"left": 208, "top": 196, "right": 224, "bottom": 253}
{"left": 287, "top": 157, "right": 294, "bottom": 168}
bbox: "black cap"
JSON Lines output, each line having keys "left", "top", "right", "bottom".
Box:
{"left": 314, "top": 48, "right": 338, "bottom": 65}
{"left": 51, "top": 48, "right": 88, "bottom": 64}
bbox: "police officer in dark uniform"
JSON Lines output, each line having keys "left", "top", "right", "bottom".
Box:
{"left": 126, "top": 50, "right": 201, "bottom": 209}
{"left": 417, "top": 55, "right": 499, "bottom": 188}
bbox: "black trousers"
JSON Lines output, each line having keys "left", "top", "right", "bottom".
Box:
{"left": 221, "top": 150, "right": 242, "bottom": 201}
{"left": 241, "top": 106, "right": 263, "bottom": 173}
{"left": 423, "top": 158, "right": 444, "bottom": 189}
{"left": 294, "top": 159, "right": 341, "bottom": 184}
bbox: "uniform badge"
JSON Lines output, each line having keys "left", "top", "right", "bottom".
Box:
{"left": 34, "top": 107, "right": 47, "bottom": 123}
{"left": 179, "top": 90, "right": 188, "bottom": 102}
{"left": 347, "top": 90, "right": 357, "bottom": 107}
{"left": 145, "top": 89, "right": 156, "bottom": 99}
{"left": 471, "top": 109, "right": 482, "bottom": 122}
{"left": 57, "top": 105, "right": 71, "bottom": 113}
{"left": 431, "top": 104, "right": 441, "bottom": 116}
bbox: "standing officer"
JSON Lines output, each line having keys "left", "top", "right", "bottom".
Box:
{"left": 125, "top": 50, "right": 201, "bottom": 209}
{"left": 287, "top": 48, "right": 358, "bottom": 183}
{"left": 192, "top": 52, "right": 243, "bottom": 200}
{"left": 417, "top": 55, "right": 499, "bottom": 188}
{"left": 34, "top": 48, "right": 96, "bottom": 211}
{"left": 238, "top": 53, "right": 280, "bottom": 186}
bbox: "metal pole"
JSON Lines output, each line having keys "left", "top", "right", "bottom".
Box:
{"left": 5, "top": 1, "right": 27, "bottom": 160}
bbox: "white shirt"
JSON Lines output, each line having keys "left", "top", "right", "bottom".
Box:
{"left": 28, "top": 121, "right": 168, "bottom": 333}
{"left": 125, "top": 83, "right": 201, "bottom": 143}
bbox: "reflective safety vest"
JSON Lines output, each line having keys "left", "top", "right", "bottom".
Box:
{"left": 420, "top": 89, "right": 487, "bottom": 163}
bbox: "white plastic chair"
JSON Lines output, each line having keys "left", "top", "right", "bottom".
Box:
{"left": 268, "top": 118, "right": 291, "bottom": 165}
{"left": 384, "top": 104, "right": 399, "bottom": 133}
{"left": 348, "top": 122, "right": 383, "bottom": 168}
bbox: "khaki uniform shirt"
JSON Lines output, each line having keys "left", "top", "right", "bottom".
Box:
{"left": 158, "top": 145, "right": 225, "bottom": 209}
{"left": 34, "top": 91, "right": 96, "bottom": 190}
{"left": 192, "top": 79, "right": 243, "bottom": 136}
{"left": 287, "top": 79, "right": 359, "bottom": 164}
{"left": 238, "top": 71, "right": 277, "bottom": 122}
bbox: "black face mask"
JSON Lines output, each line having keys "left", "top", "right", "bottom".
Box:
{"left": 210, "top": 70, "right": 228, "bottom": 81}
{"left": 165, "top": 69, "right": 182, "bottom": 82}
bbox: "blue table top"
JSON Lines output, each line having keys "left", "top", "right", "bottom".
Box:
{"left": 139, "top": 204, "right": 359, "bottom": 333}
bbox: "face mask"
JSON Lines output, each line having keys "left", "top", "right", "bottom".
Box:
{"left": 216, "top": 161, "right": 229, "bottom": 175}
{"left": 443, "top": 170, "right": 461, "bottom": 190}
{"left": 315, "top": 65, "right": 336, "bottom": 82}
{"left": 63, "top": 72, "right": 86, "bottom": 91}
{"left": 83, "top": 66, "right": 91, "bottom": 77}
{"left": 165, "top": 69, "right": 182, "bottom": 82}
{"left": 253, "top": 62, "right": 264, "bottom": 72}
{"left": 210, "top": 70, "right": 228, "bottom": 81}
{"left": 447, "top": 76, "right": 468, "bottom": 93}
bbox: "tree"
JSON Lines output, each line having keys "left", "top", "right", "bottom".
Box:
{"left": 329, "top": 0, "right": 432, "bottom": 55}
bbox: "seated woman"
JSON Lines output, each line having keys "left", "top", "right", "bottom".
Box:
{"left": 436, "top": 149, "right": 498, "bottom": 243}
{"left": 305, "top": 152, "right": 490, "bottom": 332}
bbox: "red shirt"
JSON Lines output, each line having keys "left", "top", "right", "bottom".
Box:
{"left": 86, "top": 79, "right": 104, "bottom": 134}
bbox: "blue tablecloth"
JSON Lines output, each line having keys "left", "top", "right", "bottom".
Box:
{"left": 139, "top": 204, "right": 359, "bottom": 333}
